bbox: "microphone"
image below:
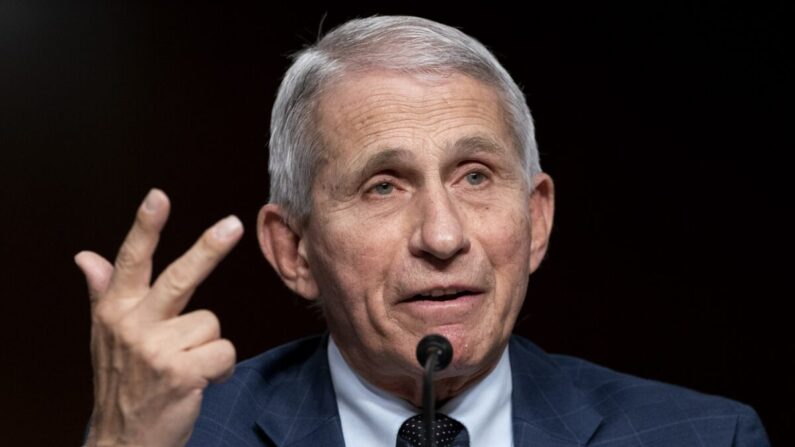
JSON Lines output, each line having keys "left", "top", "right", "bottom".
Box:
{"left": 416, "top": 334, "right": 453, "bottom": 447}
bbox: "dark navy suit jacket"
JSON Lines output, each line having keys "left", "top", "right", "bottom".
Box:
{"left": 186, "top": 334, "right": 770, "bottom": 446}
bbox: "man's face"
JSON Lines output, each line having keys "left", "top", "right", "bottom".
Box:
{"left": 300, "top": 71, "right": 549, "bottom": 391}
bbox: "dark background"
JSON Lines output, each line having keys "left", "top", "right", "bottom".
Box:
{"left": 0, "top": 2, "right": 791, "bottom": 445}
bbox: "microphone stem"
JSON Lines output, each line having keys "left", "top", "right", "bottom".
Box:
{"left": 423, "top": 349, "right": 438, "bottom": 447}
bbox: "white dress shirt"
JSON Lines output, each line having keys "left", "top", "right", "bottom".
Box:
{"left": 328, "top": 336, "right": 513, "bottom": 447}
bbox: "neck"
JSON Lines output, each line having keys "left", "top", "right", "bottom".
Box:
{"left": 334, "top": 340, "right": 505, "bottom": 408}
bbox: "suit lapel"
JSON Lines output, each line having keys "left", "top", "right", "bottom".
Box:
{"left": 510, "top": 337, "right": 603, "bottom": 446}
{"left": 255, "top": 334, "right": 346, "bottom": 447}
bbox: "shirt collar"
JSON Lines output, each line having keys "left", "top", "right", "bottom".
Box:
{"left": 328, "top": 336, "right": 513, "bottom": 447}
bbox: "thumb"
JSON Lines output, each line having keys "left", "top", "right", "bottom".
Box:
{"left": 74, "top": 250, "right": 114, "bottom": 303}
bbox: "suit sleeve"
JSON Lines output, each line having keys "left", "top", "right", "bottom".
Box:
{"left": 733, "top": 404, "right": 771, "bottom": 447}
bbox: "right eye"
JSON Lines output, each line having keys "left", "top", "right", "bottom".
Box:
{"left": 370, "top": 182, "right": 394, "bottom": 195}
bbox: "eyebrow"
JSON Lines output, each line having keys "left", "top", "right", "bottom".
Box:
{"left": 444, "top": 134, "right": 508, "bottom": 160}
{"left": 349, "top": 133, "right": 509, "bottom": 186}
{"left": 357, "top": 148, "right": 416, "bottom": 179}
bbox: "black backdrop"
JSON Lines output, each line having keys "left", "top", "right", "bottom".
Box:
{"left": 0, "top": 2, "right": 791, "bottom": 445}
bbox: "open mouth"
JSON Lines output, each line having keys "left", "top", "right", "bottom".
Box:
{"left": 403, "top": 290, "right": 478, "bottom": 302}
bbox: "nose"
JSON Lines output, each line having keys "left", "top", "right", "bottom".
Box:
{"left": 409, "top": 186, "right": 470, "bottom": 261}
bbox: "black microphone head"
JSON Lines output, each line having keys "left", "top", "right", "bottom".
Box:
{"left": 416, "top": 334, "right": 453, "bottom": 371}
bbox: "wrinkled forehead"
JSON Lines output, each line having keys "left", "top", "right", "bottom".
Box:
{"left": 313, "top": 70, "right": 519, "bottom": 166}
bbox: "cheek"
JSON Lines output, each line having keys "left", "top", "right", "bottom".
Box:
{"left": 473, "top": 203, "right": 533, "bottom": 270}
{"left": 474, "top": 205, "right": 533, "bottom": 319}
{"left": 309, "top": 218, "right": 412, "bottom": 345}
{"left": 309, "top": 217, "right": 404, "bottom": 303}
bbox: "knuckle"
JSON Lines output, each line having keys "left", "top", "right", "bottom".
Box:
{"left": 162, "top": 362, "right": 185, "bottom": 386}
{"left": 134, "top": 206, "right": 156, "bottom": 231}
{"left": 216, "top": 339, "right": 237, "bottom": 366}
{"left": 162, "top": 264, "right": 193, "bottom": 295}
{"left": 140, "top": 339, "right": 164, "bottom": 366}
{"left": 163, "top": 358, "right": 201, "bottom": 391}
{"left": 92, "top": 302, "right": 116, "bottom": 327}
{"left": 115, "top": 315, "right": 141, "bottom": 345}
{"left": 199, "top": 229, "right": 225, "bottom": 256}
{"left": 196, "top": 309, "right": 221, "bottom": 338}
{"left": 114, "top": 242, "right": 142, "bottom": 271}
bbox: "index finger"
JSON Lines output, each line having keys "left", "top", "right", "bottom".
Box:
{"left": 108, "top": 188, "right": 171, "bottom": 297}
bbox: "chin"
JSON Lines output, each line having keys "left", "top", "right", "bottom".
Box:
{"left": 433, "top": 328, "right": 502, "bottom": 376}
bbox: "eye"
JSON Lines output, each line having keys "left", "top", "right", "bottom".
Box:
{"left": 465, "top": 171, "right": 486, "bottom": 186}
{"left": 371, "top": 182, "right": 394, "bottom": 195}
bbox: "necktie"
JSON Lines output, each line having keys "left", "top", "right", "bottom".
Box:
{"left": 396, "top": 413, "right": 470, "bottom": 447}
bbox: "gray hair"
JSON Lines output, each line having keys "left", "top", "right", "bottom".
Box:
{"left": 268, "top": 15, "right": 541, "bottom": 227}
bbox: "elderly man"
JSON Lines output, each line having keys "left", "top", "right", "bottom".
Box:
{"left": 76, "top": 15, "right": 770, "bottom": 447}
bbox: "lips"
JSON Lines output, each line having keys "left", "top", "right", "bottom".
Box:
{"left": 395, "top": 285, "right": 484, "bottom": 324}
{"left": 400, "top": 286, "right": 485, "bottom": 303}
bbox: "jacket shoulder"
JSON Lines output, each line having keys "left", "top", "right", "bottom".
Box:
{"left": 510, "top": 336, "right": 770, "bottom": 446}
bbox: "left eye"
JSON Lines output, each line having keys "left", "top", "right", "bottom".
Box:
{"left": 371, "top": 182, "right": 394, "bottom": 195}
{"left": 465, "top": 171, "right": 486, "bottom": 185}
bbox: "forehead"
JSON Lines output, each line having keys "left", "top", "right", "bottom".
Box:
{"left": 315, "top": 70, "right": 516, "bottom": 161}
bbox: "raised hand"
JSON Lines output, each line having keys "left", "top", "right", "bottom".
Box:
{"left": 75, "top": 189, "right": 242, "bottom": 447}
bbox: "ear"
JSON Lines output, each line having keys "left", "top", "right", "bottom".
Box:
{"left": 257, "top": 204, "right": 320, "bottom": 300}
{"left": 528, "top": 172, "right": 555, "bottom": 274}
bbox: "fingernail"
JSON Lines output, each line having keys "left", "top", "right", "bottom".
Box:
{"left": 143, "top": 189, "right": 162, "bottom": 212}
{"left": 214, "top": 215, "right": 242, "bottom": 240}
